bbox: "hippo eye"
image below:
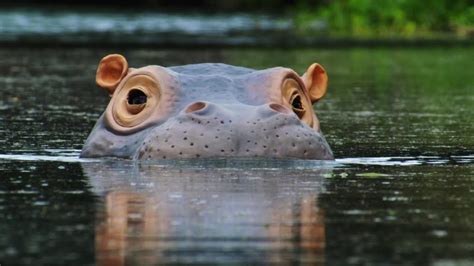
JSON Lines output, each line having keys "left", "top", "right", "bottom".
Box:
{"left": 111, "top": 74, "right": 160, "bottom": 128}
{"left": 291, "top": 94, "right": 304, "bottom": 111}
{"left": 124, "top": 88, "right": 148, "bottom": 115}
{"left": 281, "top": 78, "right": 314, "bottom": 128}
{"left": 128, "top": 89, "right": 147, "bottom": 105}
{"left": 290, "top": 93, "right": 306, "bottom": 119}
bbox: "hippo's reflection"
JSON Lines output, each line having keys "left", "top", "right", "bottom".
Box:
{"left": 83, "top": 160, "right": 330, "bottom": 265}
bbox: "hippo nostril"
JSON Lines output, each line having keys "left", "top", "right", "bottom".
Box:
{"left": 185, "top": 101, "right": 208, "bottom": 113}
{"left": 269, "top": 103, "right": 291, "bottom": 114}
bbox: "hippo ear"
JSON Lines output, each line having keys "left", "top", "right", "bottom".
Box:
{"left": 302, "top": 63, "right": 328, "bottom": 103}
{"left": 96, "top": 54, "right": 129, "bottom": 95}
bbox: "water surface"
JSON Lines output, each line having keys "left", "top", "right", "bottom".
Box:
{"left": 0, "top": 47, "right": 473, "bottom": 265}
{"left": 0, "top": 9, "right": 294, "bottom": 46}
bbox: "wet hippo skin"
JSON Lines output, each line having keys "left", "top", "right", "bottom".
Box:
{"left": 80, "top": 54, "right": 333, "bottom": 160}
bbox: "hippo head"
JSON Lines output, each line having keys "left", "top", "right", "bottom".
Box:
{"left": 81, "top": 54, "right": 333, "bottom": 160}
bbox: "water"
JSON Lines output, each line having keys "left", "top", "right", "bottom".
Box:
{"left": 0, "top": 9, "right": 290, "bottom": 36}
{"left": 0, "top": 9, "right": 294, "bottom": 46}
{"left": 0, "top": 46, "right": 473, "bottom": 265}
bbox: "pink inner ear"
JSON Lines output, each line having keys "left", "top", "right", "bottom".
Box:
{"left": 96, "top": 54, "right": 129, "bottom": 94}
{"left": 307, "top": 64, "right": 328, "bottom": 103}
{"left": 100, "top": 61, "right": 123, "bottom": 84}
{"left": 314, "top": 65, "right": 326, "bottom": 79}
{"left": 313, "top": 65, "right": 327, "bottom": 91}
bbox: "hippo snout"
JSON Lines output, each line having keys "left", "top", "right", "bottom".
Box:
{"left": 135, "top": 102, "right": 333, "bottom": 160}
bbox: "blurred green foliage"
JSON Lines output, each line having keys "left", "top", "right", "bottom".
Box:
{"left": 5, "top": 0, "right": 473, "bottom": 37}
{"left": 294, "top": 0, "right": 474, "bottom": 37}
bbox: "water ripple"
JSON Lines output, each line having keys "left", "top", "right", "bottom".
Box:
{"left": 0, "top": 150, "right": 471, "bottom": 166}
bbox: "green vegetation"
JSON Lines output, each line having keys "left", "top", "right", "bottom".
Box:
{"left": 8, "top": 0, "right": 473, "bottom": 38}
{"left": 294, "top": 0, "right": 474, "bottom": 37}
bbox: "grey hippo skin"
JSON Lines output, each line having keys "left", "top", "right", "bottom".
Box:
{"left": 80, "top": 54, "right": 334, "bottom": 160}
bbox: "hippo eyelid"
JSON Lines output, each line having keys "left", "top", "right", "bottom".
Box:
{"left": 280, "top": 77, "right": 314, "bottom": 128}
{"left": 281, "top": 72, "right": 307, "bottom": 93}
{"left": 110, "top": 74, "right": 161, "bottom": 129}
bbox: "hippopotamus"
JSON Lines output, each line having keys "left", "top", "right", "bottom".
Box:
{"left": 80, "top": 54, "right": 333, "bottom": 160}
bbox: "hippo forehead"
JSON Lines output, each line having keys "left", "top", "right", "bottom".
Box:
{"left": 169, "top": 63, "right": 255, "bottom": 75}
{"left": 167, "top": 63, "right": 293, "bottom": 106}
{"left": 81, "top": 56, "right": 333, "bottom": 160}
